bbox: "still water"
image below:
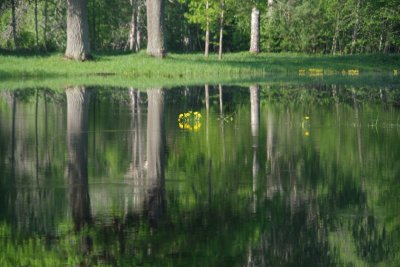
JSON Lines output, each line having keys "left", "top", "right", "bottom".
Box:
{"left": 0, "top": 84, "right": 399, "bottom": 266}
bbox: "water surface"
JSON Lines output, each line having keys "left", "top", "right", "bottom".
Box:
{"left": 0, "top": 84, "right": 399, "bottom": 266}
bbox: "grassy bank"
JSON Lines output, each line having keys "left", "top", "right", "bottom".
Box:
{"left": 0, "top": 52, "right": 399, "bottom": 89}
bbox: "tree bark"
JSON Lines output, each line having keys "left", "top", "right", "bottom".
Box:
{"left": 250, "top": 7, "right": 260, "bottom": 54}
{"left": 218, "top": 1, "right": 225, "bottom": 60}
{"left": 146, "top": 0, "right": 166, "bottom": 57}
{"left": 205, "top": 0, "right": 210, "bottom": 57}
{"left": 65, "top": 0, "right": 91, "bottom": 60}
{"left": 11, "top": 0, "right": 18, "bottom": 49}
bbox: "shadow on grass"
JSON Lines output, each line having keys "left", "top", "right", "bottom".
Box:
{"left": 0, "top": 49, "right": 55, "bottom": 58}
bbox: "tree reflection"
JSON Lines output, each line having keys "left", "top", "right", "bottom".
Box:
{"left": 66, "top": 87, "right": 92, "bottom": 230}
{"left": 145, "top": 89, "right": 166, "bottom": 225}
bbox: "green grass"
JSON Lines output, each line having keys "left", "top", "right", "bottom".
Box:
{"left": 0, "top": 51, "right": 399, "bottom": 89}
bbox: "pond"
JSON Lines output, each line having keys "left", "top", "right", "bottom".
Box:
{"left": 0, "top": 83, "right": 399, "bottom": 266}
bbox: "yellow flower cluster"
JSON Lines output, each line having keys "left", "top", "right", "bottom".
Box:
{"left": 394, "top": 69, "right": 398, "bottom": 76}
{"left": 178, "top": 111, "right": 202, "bottom": 131}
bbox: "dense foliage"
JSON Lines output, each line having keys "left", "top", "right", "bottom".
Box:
{"left": 0, "top": 0, "right": 399, "bottom": 54}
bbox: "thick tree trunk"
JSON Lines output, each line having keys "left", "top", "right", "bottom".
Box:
{"left": 146, "top": 0, "right": 166, "bottom": 57}
{"left": 218, "top": 1, "right": 225, "bottom": 60}
{"left": 250, "top": 7, "right": 260, "bottom": 54}
{"left": 11, "top": 0, "right": 18, "bottom": 49}
{"left": 65, "top": 0, "right": 91, "bottom": 60}
{"left": 205, "top": 0, "right": 210, "bottom": 57}
{"left": 66, "top": 87, "right": 92, "bottom": 230}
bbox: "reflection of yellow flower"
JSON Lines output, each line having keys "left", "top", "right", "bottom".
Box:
{"left": 304, "top": 131, "right": 310, "bottom": 137}
{"left": 348, "top": 69, "right": 359, "bottom": 76}
{"left": 178, "top": 111, "right": 202, "bottom": 131}
{"left": 309, "top": 68, "right": 323, "bottom": 77}
{"left": 304, "top": 116, "right": 310, "bottom": 120}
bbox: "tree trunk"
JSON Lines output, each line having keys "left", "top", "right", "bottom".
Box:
{"left": 350, "top": 0, "right": 361, "bottom": 55}
{"left": 34, "top": 0, "right": 39, "bottom": 51}
{"left": 43, "top": 0, "right": 48, "bottom": 51}
{"left": 65, "top": 0, "right": 91, "bottom": 60}
{"left": 136, "top": 2, "right": 142, "bottom": 52}
{"left": 267, "top": 0, "right": 274, "bottom": 20}
{"left": 11, "top": 0, "right": 18, "bottom": 49}
{"left": 205, "top": 0, "right": 210, "bottom": 57}
{"left": 66, "top": 87, "right": 92, "bottom": 230}
{"left": 250, "top": 7, "right": 260, "bottom": 54}
{"left": 331, "top": 12, "right": 340, "bottom": 55}
{"left": 128, "top": 0, "right": 137, "bottom": 52}
{"left": 146, "top": 0, "right": 166, "bottom": 57}
{"left": 218, "top": 1, "right": 225, "bottom": 60}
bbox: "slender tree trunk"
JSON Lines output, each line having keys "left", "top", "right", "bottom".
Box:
{"left": 205, "top": 0, "right": 210, "bottom": 57}
{"left": 250, "top": 7, "right": 260, "bottom": 54}
{"left": 350, "top": 0, "right": 361, "bottom": 55}
{"left": 331, "top": 12, "right": 340, "bottom": 55}
{"left": 34, "top": 0, "right": 39, "bottom": 51}
{"left": 218, "top": 1, "right": 225, "bottom": 60}
{"left": 146, "top": 0, "right": 166, "bottom": 57}
{"left": 384, "top": 23, "right": 392, "bottom": 53}
{"left": 11, "top": 0, "right": 18, "bottom": 49}
{"left": 128, "top": 0, "right": 137, "bottom": 52}
{"left": 65, "top": 0, "right": 91, "bottom": 60}
{"left": 266, "top": 0, "right": 274, "bottom": 51}
{"left": 136, "top": 2, "right": 142, "bottom": 52}
{"left": 43, "top": 0, "right": 48, "bottom": 51}
{"left": 267, "top": 0, "right": 274, "bottom": 20}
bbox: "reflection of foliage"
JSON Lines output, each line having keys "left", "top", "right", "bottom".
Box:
{"left": 1, "top": 85, "right": 400, "bottom": 266}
